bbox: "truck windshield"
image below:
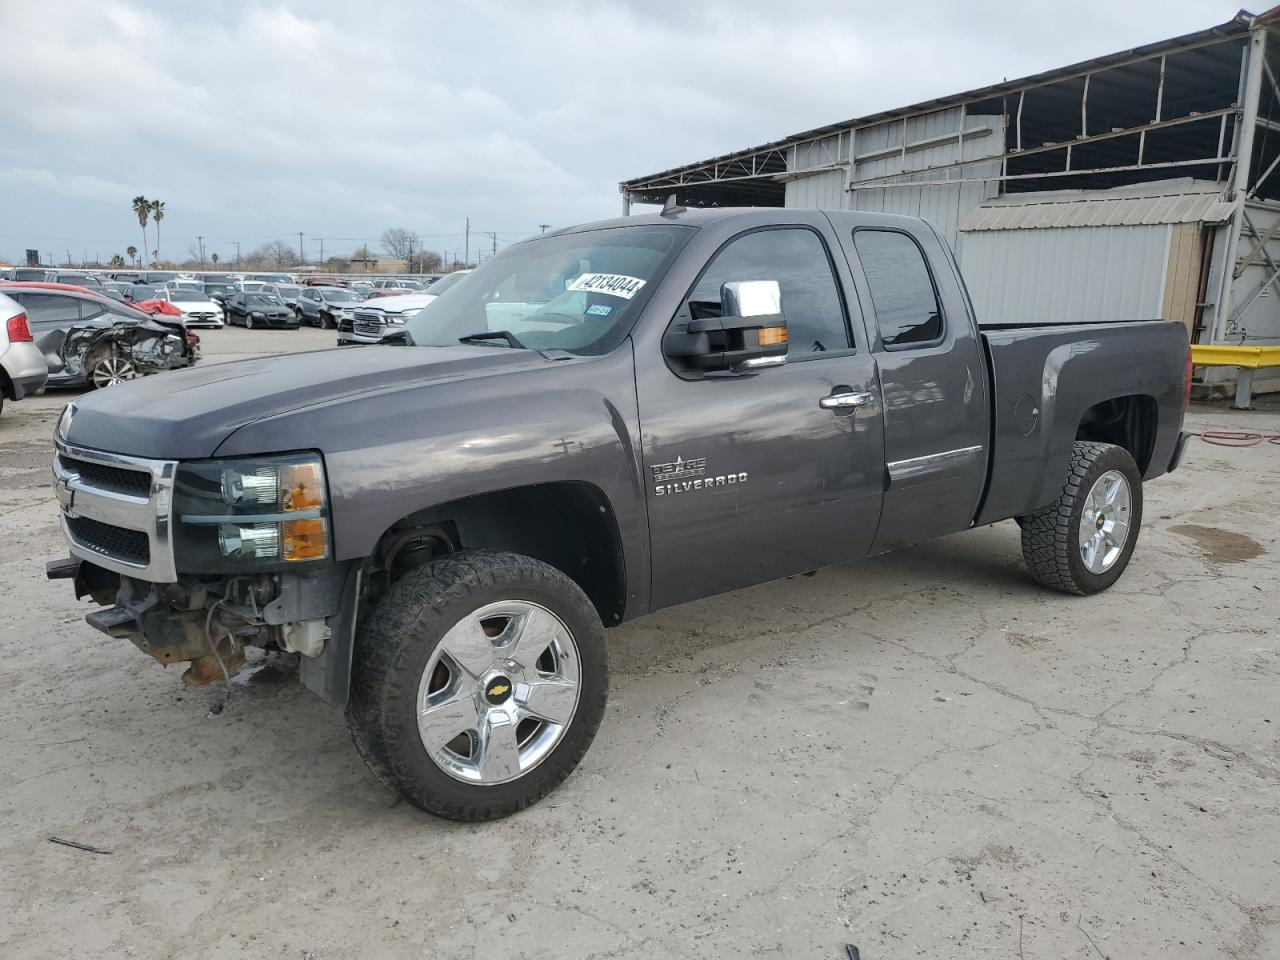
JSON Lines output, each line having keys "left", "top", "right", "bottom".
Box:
{"left": 404, "top": 224, "right": 691, "bottom": 355}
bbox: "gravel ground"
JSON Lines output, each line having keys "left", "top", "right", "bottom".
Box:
{"left": 1, "top": 331, "right": 1277, "bottom": 960}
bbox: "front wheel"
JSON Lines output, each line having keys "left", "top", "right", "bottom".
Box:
{"left": 88, "top": 348, "right": 138, "bottom": 389}
{"left": 346, "top": 550, "right": 608, "bottom": 821}
{"left": 244, "top": 315, "right": 255, "bottom": 330}
{"left": 1020, "top": 441, "right": 1143, "bottom": 595}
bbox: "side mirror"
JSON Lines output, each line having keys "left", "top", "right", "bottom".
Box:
{"left": 666, "top": 280, "right": 788, "bottom": 374}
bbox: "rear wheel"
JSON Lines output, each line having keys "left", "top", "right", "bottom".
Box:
{"left": 1020, "top": 441, "right": 1142, "bottom": 595}
{"left": 346, "top": 550, "right": 608, "bottom": 821}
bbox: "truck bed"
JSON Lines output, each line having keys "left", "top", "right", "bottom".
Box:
{"left": 975, "top": 318, "right": 1189, "bottom": 526}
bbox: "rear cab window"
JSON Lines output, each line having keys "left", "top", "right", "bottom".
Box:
{"left": 852, "top": 229, "right": 944, "bottom": 349}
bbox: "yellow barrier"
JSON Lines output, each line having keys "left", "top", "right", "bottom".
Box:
{"left": 1192, "top": 344, "right": 1280, "bottom": 408}
{"left": 1191, "top": 344, "right": 1280, "bottom": 369}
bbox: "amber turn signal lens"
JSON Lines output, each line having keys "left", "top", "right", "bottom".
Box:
{"left": 283, "top": 518, "right": 329, "bottom": 562}
{"left": 758, "top": 326, "right": 788, "bottom": 347}
{"left": 281, "top": 462, "right": 325, "bottom": 512}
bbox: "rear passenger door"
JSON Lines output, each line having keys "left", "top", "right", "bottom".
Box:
{"left": 838, "top": 224, "right": 989, "bottom": 552}
{"left": 10, "top": 293, "right": 94, "bottom": 378}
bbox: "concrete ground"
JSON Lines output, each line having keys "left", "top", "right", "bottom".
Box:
{"left": 1, "top": 327, "right": 1277, "bottom": 960}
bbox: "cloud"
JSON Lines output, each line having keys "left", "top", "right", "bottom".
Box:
{"left": 0, "top": 0, "right": 1237, "bottom": 263}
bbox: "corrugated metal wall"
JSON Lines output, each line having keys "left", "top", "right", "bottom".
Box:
{"left": 957, "top": 224, "right": 1172, "bottom": 325}
{"left": 783, "top": 106, "right": 1003, "bottom": 249}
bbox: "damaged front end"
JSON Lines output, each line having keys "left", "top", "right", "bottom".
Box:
{"left": 58, "top": 317, "right": 196, "bottom": 387}
{"left": 49, "top": 441, "right": 358, "bottom": 702}
{"left": 47, "top": 558, "right": 354, "bottom": 689}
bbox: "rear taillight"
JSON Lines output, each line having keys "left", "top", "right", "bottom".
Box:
{"left": 5, "top": 312, "right": 32, "bottom": 342}
{"left": 1185, "top": 348, "right": 1194, "bottom": 410}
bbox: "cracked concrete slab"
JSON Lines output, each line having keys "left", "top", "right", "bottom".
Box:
{"left": 0, "top": 329, "right": 1277, "bottom": 959}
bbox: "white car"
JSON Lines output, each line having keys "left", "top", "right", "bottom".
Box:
{"left": 158, "top": 288, "right": 224, "bottom": 328}
{"left": 338, "top": 271, "right": 471, "bottom": 345}
{"left": 343, "top": 292, "right": 439, "bottom": 345}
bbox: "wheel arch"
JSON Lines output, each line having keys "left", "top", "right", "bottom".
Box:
{"left": 365, "top": 480, "right": 628, "bottom": 628}
{"left": 1075, "top": 393, "right": 1158, "bottom": 473}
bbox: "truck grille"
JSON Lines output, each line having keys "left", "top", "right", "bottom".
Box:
{"left": 56, "top": 454, "right": 152, "bottom": 497}
{"left": 54, "top": 437, "right": 178, "bottom": 582}
{"left": 65, "top": 515, "right": 151, "bottom": 565}
{"left": 352, "top": 313, "right": 385, "bottom": 337}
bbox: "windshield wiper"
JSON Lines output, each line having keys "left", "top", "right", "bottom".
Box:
{"left": 458, "top": 330, "right": 527, "bottom": 349}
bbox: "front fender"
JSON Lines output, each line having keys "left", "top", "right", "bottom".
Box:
{"left": 213, "top": 344, "right": 650, "bottom": 616}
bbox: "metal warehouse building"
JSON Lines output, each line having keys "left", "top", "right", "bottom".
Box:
{"left": 619, "top": 6, "right": 1280, "bottom": 395}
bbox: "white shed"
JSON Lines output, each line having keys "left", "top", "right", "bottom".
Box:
{"left": 956, "top": 180, "right": 1234, "bottom": 331}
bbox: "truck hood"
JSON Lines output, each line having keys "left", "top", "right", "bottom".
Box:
{"left": 63, "top": 345, "right": 553, "bottom": 459}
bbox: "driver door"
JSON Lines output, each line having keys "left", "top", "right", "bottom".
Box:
{"left": 635, "top": 221, "right": 885, "bottom": 609}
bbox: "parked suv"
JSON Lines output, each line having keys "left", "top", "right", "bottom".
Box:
{"left": 0, "top": 291, "right": 48, "bottom": 416}
{"left": 297, "top": 286, "right": 363, "bottom": 329}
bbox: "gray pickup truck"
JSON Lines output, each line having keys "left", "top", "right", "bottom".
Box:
{"left": 48, "top": 208, "right": 1191, "bottom": 821}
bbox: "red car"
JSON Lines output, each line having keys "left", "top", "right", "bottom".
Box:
{"left": 0, "top": 282, "right": 197, "bottom": 388}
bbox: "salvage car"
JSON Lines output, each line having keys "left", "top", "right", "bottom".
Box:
{"left": 155, "top": 288, "right": 224, "bottom": 328}
{"left": 44, "top": 271, "right": 105, "bottom": 290}
{"left": 46, "top": 208, "right": 1191, "bottom": 822}
{"left": 1, "top": 282, "right": 195, "bottom": 388}
{"left": 0, "top": 291, "right": 48, "bottom": 416}
{"left": 339, "top": 273, "right": 471, "bottom": 345}
{"left": 224, "top": 292, "right": 298, "bottom": 329}
{"left": 297, "top": 286, "right": 363, "bottom": 329}
{"left": 343, "top": 292, "right": 439, "bottom": 345}
{"left": 259, "top": 283, "right": 303, "bottom": 310}
{"left": 122, "top": 284, "right": 163, "bottom": 303}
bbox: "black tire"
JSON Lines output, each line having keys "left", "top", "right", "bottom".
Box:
{"left": 1020, "top": 440, "right": 1143, "bottom": 595}
{"left": 346, "top": 549, "right": 608, "bottom": 821}
{"left": 245, "top": 314, "right": 255, "bottom": 330}
{"left": 320, "top": 312, "right": 333, "bottom": 330}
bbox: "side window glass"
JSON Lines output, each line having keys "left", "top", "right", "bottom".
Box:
{"left": 853, "top": 230, "right": 943, "bottom": 348}
{"left": 79, "top": 300, "right": 108, "bottom": 321}
{"left": 21, "top": 294, "right": 77, "bottom": 328}
{"left": 687, "top": 228, "right": 849, "bottom": 356}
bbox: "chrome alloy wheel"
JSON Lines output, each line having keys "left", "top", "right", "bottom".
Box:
{"left": 416, "top": 600, "right": 581, "bottom": 785}
{"left": 1079, "top": 469, "right": 1132, "bottom": 574}
{"left": 91, "top": 355, "right": 137, "bottom": 388}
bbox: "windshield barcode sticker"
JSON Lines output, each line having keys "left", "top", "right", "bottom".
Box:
{"left": 567, "top": 273, "right": 646, "bottom": 299}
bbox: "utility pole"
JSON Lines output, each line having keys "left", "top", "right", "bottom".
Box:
{"left": 234, "top": 241, "right": 241, "bottom": 269}
{"left": 319, "top": 238, "right": 324, "bottom": 264}
{"left": 197, "top": 235, "right": 205, "bottom": 266}
{"left": 464, "top": 218, "right": 470, "bottom": 266}
{"left": 298, "top": 232, "right": 305, "bottom": 267}
{"left": 491, "top": 232, "right": 497, "bottom": 257}
{"left": 539, "top": 224, "right": 550, "bottom": 233}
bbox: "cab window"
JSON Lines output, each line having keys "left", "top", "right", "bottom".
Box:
{"left": 685, "top": 228, "right": 849, "bottom": 356}
{"left": 853, "top": 230, "right": 943, "bottom": 349}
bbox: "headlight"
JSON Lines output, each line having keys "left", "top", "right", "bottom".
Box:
{"left": 399, "top": 308, "right": 424, "bottom": 319}
{"left": 251, "top": 311, "right": 265, "bottom": 318}
{"left": 172, "top": 453, "right": 331, "bottom": 573}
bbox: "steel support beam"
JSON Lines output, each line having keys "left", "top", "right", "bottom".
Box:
{"left": 1211, "top": 26, "right": 1268, "bottom": 343}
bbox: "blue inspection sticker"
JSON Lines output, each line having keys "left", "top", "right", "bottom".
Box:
{"left": 585, "top": 304, "right": 614, "bottom": 317}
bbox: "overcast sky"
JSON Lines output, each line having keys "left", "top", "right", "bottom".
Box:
{"left": 0, "top": 0, "right": 1246, "bottom": 266}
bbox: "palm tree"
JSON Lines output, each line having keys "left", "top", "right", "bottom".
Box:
{"left": 131, "top": 196, "right": 150, "bottom": 266}
{"left": 211, "top": 252, "right": 220, "bottom": 265}
{"left": 150, "top": 200, "right": 165, "bottom": 264}
{"left": 126, "top": 245, "right": 138, "bottom": 266}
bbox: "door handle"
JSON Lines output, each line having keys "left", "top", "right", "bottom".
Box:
{"left": 819, "top": 391, "right": 874, "bottom": 410}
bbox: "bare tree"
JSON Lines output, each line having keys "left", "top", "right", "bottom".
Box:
{"left": 418, "top": 250, "right": 443, "bottom": 273}
{"left": 380, "top": 227, "right": 418, "bottom": 260}
{"left": 248, "top": 239, "right": 300, "bottom": 268}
